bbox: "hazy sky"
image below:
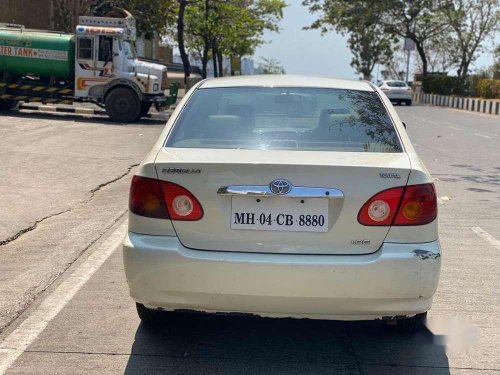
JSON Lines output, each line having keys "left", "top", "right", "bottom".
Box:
{"left": 254, "top": 0, "right": 497, "bottom": 79}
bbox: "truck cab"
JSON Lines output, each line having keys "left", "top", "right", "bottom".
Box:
{"left": 0, "top": 10, "right": 176, "bottom": 122}
{"left": 74, "top": 12, "right": 170, "bottom": 121}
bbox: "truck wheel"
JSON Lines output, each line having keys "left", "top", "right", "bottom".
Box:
{"left": 0, "top": 99, "right": 19, "bottom": 111}
{"left": 136, "top": 102, "right": 152, "bottom": 120}
{"left": 105, "top": 87, "right": 141, "bottom": 123}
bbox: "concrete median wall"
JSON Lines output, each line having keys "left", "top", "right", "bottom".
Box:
{"left": 413, "top": 92, "right": 500, "bottom": 116}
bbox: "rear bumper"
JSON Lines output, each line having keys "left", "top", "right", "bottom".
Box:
{"left": 144, "top": 94, "right": 167, "bottom": 104}
{"left": 123, "top": 233, "right": 441, "bottom": 320}
{"left": 383, "top": 91, "right": 412, "bottom": 100}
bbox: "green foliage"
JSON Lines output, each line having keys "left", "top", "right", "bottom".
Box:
{"left": 421, "top": 74, "right": 463, "bottom": 95}
{"left": 442, "top": 0, "right": 499, "bottom": 79}
{"left": 304, "top": 0, "right": 450, "bottom": 76}
{"left": 494, "top": 46, "right": 500, "bottom": 80}
{"left": 475, "top": 79, "right": 500, "bottom": 99}
{"left": 182, "top": 0, "right": 286, "bottom": 77}
{"left": 347, "top": 26, "right": 394, "bottom": 80}
{"left": 422, "top": 74, "right": 500, "bottom": 98}
{"left": 303, "top": 0, "right": 395, "bottom": 79}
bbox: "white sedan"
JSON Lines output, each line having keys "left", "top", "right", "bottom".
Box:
{"left": 123, "top": 75, "right": 440, "bottom": 332}
{"left": 378, "top": 80, "right": 413, "bottom": 105}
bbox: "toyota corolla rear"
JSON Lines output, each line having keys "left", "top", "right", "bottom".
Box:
{"left": 123, "top": 76, "right": 441, "bottom": 324}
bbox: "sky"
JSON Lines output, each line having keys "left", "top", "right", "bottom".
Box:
{"left": 254, "top": 0, "right": 498, "bottom": 80}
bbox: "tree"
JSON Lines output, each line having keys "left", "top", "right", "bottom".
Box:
{"left": 182, "top": 0, "right": 285, "bottom": 78}
{"left": 493, "top": 45, "right": 500, "bottom": 79}
{"left": 90, "top": 0, "right": 176, "bottom": 39}
{"left": 181, "top": 0, "right": 212, "bottom": 78}
{"left": 304, "top": 0, "right": 449, "bottom": 77}
{"left": 382, "top": 48, "right": 408, "bottom": 80}
{"left": 443, "top": 0, "right": 499, "bottom": 80}
{"left": 213, "top": 0, "right": 285, "bottom": 76}
{"left": 303, "top": 0, "right": 395, "bottom": 80}
{"left": 54, "top": 0, "right": 94, "bottom": 32}
{"left": 414, "top": 32, "right": 459, "bottom": 74}
{"left": 347, "top": 26, "right": 394, "bottom": 80}
{"left": 176, "top": 0, "right": 193, "bottom": 82}
{"left": 257, "top": 57, "right": 285, "bottom": 74}
{"left": 377, "top": 0, "right": 449, "bottom": 77}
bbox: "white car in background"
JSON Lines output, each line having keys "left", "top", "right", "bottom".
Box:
{"left": 378, "top": 80, "right": 413, "bottom": 105}
{"left": 123, "top": 75, "right": 440, "bottom": 332}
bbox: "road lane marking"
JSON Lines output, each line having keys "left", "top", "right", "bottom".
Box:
{"left": 0, "top": 222, "right": 127, "bottom": 374}
{"left": 448, "top": 126, "right": 460, "bottom": 130}
{"left": 474, "top": 133, "right": 491, "bottom": 139}
{"left": 445, "top": 107, "right": 500, "bottom": 119}
{"left": 471, "top": 227, "right": 500, "bottom": 250}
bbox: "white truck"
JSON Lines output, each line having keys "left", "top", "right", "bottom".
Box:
{"left": 0, "top": 10, "right": 177, "bottom": 122}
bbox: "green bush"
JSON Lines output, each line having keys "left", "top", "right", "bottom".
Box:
{"left": 422, "top": 74, "right": 464, "bottom": 95}
{"left": 466, "top": 73, "right": 489, "bottom": 97}
{"left": 475, "top": 79, "right": 500, "bottom": 99}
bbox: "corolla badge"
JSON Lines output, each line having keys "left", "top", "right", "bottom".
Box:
{"left": 270, "top": 179, "right": 292, "bottom": 195}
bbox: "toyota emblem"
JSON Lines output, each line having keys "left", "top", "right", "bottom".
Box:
{"left": 269, "top": 179, "right": 292, "bottom": 195}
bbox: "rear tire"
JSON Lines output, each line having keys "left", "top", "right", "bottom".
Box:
{"left": 406, "top": 99, "right": 412, "bottom": 106}
{"left": 136, "top": 303, "right": 163, "bottom": 326}
{"left": 105, "top": 87, "right": 141, "bottom": 123}
{"left": 0, "top": 99, "right": 19, "bottom": 111}
{"left": 394, "top": 312, "right": 427, "bottom": 333}
{"left": 136, "top": 102, "right": 152, "bottom": 120}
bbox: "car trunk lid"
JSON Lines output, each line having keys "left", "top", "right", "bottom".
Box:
{"left": 155, "top": 147, "right": 411, "bottom": 255}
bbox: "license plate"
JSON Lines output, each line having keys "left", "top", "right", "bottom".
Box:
{"left": 231, "top": 196, "right": 329, "bottom": 232}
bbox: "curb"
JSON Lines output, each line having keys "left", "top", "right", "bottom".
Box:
{"left": 413, "top": 93, "right": 499, "bottom": 116}
{"left": 17, "top": 104, "right": 170, "bottom": 122}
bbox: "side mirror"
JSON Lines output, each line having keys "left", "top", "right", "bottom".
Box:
{"left": 402, "top": 122, "right": 407, "bottom": 129}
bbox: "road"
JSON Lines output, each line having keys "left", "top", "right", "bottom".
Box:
{"left": 0, "top": 105, "right": 499, "bottom": 374}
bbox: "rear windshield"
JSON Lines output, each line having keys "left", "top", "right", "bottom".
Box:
{"left": 166, "top": 87, "right": 402, "bottom": 153}
{"left": 386, "top": 81, "right": 407, "bottom": 87}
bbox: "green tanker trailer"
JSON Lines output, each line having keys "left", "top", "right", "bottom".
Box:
{"left": 0, "top": 31, "right": 75, "bottom": 80}
{"left": 0, "top": 11, "right": 176, "bottom": 122}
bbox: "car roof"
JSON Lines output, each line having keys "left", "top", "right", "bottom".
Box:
{"left": 198, "top": 75, "right": 375, "bottom": 91}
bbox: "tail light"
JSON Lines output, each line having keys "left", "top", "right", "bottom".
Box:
{"left": 129, "top": 176, "right": 169, "bottom": 219}
{"left": 129, "top": 176, "right": 203, "bottom": 221}
{"left": 393, "top": 184, "right": 437, "bottom": 225}
{"left": 160, "top": 181, "right": 203, "bottom": 221}
{"left": 358, "top": 183, "right": 436, "bottom": 226}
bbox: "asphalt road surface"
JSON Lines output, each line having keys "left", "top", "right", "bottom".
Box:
{"left": 0, "top": 105, "right": 499, "bottom": 374}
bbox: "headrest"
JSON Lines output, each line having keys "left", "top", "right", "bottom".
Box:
{"left": 202, "top": 115, "right": 244, "bottom": 139}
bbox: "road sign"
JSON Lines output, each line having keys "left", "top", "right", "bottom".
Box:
{"left": 404, "top": 38, "right": 416, "bottom": 51}
{"left": 231, "top": 56, "right": 241, "bottom": 76}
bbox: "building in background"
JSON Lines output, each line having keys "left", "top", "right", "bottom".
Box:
{"left": 242, "top": 58, "right": 257, "bottom": 75}
{"left": 135, "top": 35, "right": 173, "bottom": 63}
{"left": 173, "top": 54, "right": 259, "bottom": 77}
{"left": 0, "top": 0, "right": 59, "bottom": 30}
